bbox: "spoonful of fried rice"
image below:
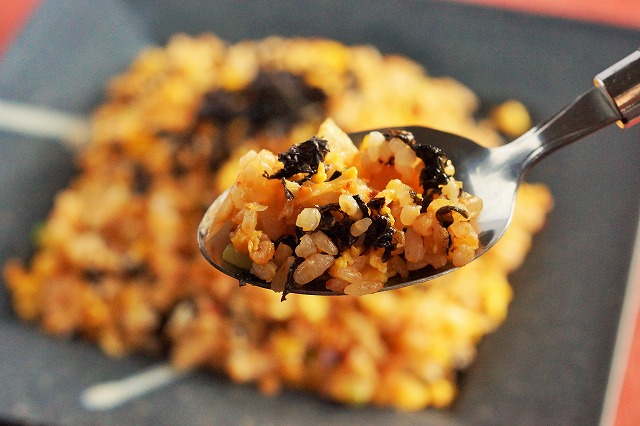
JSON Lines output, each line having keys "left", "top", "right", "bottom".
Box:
{"left": 199, "top": 49, "right": 640, "bottom": 298}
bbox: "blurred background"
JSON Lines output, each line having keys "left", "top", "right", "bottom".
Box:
{"left": 2, "top": 0, "right": 640, "bottom": 56}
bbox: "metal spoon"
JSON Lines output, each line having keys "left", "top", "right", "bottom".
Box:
{"left": 198, "top": 49, "right": 640, "bottom": 296}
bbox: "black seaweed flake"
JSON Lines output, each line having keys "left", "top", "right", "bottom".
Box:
{"left": 416, "top": 145, "right": 450, "bottom": 209}
{"left": 122, "top": 261, "right": 149, "bottom": 279}
{"left": 281, "top": 257, "right": 305, "bottom": 301}
{"left": 132, "top": 163, "right": 153, "bottom": 194}
{"left": 363, "top": 214, "right": 396, "bottom": 261}
{"left": 366, "top": 197, "right": 386, "bottom": 213}
{"left": 266, "top": 137, "right": 329, "bottom": 181}
{"left": 279, "top": 178, "right": 295, "bottom": 201}
{"left": 190, "top": 70, "right": 329, "bottom": 176}
{"left": 198, "top": 71, "right": 328, "bottom": 135}
{"left": 245, "top": 71, "right": 327, "bottom": 133}
{"left": 197, "top": 90, "right": 240, "bottom": 125}
{"left": 302, "top": 193, "right": 399, "bottom": 261}
{"left": 171, "top": 162, "right": 189, "bottom": 178}
{"left": 355, "top": 195, "right": 397, "bottom": 261}
{"left": 409, "top": 189, "right": 422, "bottom": 205}
{"left": 314, "top": 203, "right": 359, "bottom": 252}
{"left": 82, "top": 269, "right": 106, "bottom": 284}
{"left": 382, "top": 129, "right": 450, "bottom": 210}
{"left": 327, "top": 170, "right": 342, "bottom": 181}
{"left": 352, "top": 194, "right": 370, "bottom": 218}
{"left": 435, "top": 205, "right": 469, "bottom": 228}
{"left": 317, "top": 203, "right": 341, "bottom": 228}
{"left": 263, "top": 137, "right": 330, "bottom": 200}
{"left": 382, "top": 129, "right": 413, "bottom": 144}
{"left": 324, "top": 218, "right": 358, "bottom": 253}
{"left": 83, "top": 261, "right": 149, "bottom": 284}
{"left": 275, "top": 235, "right": 298, "bottom": 250}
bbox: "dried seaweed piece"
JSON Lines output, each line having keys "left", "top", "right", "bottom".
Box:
{"left": 409, "top": 189, "right": 422, "bottom": 205}
{"left": 275, "top": 235, "right": 298, "bottom": 250}
{"left": 382, "top": 129, "right": 450, "bottom": 209}
{"left": 198, "top": 71, "right": 328, "bottom": 135}
{"left": 195, "top": 70, "right": 329, "bottom": 178}
{"left": 132, "top": 163, "right": 153, "bottom": 194}
{"left": 245, "top": 71, "right": 327, "bottom": 133}
{"left": 82, "top": 269, "right": 106, "bottom": 284}
{"left": 352, "top": 194, "right": 370, "bottom": 218}
{"left": 323, "top": 218, "right": 358, "bottom": 253}
{"left": 197, "top": 90, "right": 240, "bottom": 125}
{"left": 415, "top": 145, "right": 450, "bottom": 208}
{"left": 316, "top": 203, "right": 342, "bottom": 229}
{"left": 327, "top": 170, "right": 342, "bottom": 181}
{"left": 435, "top": 205, "right": 469, "bottom": 228}
{"left": 265, "top": 137, "right": 329, "bottom": 181}
{"left": 279, "top": 178, "right": 295, "bottom": 200}
{"left": 281, "top": 257, "right": 305, "bottom": 301}
{"left": 366, "top": 197, "right": 386, "bottom": 213}
{"left": 363, "top": 214, "right": 396, "bottom": 261}
{"left": 316, "top": 203, "right": 358, "bottom": 251}
{"left": 382, "top": 129, "right": 413, "bottom": 145}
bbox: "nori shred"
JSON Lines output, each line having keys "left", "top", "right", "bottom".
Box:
{"left": 327, "top": 170, "right": 342, "bottom": 181}
{"left": 281, "top": 257, "right": 305, "bottom": 301}
{"left": 316, "top": 194, "right": 398, "bottom": 260}
{"left": 366, "top": 197, "right": 385, "bottom": 213}
{"left": 132, "top": 163, "right": 153, "bottom": 194}
{"left": 435, "top": 205, "right": 469, "bottom": 228}
{"left": 382, "top": 129, "right": 451, "bottom": 210}
{"left": 313, "top": 202, "right": 360, "bottom": 252}
{"left": 279, "top": 178, "right": 295, "bottom": 200}
{"left": 265, "top": 137, "right": 329, "bottom": 181}
{"left": 363, "top": 214, "right": 396, "bottom": 261}
{"left": 316, "top": 203, "right": 341, "bottom": 228}
{"left": 409, "top": 189, "right": 422, "bottom": 205}
{"left": 82, "top": 269, "right": 106, "bottom": 284}
{"left": 275, "top": 235, "right": 298, "bottom": 250}
{"left": 352, "top": 194, "right": 370, "bottom": 218}
{"left": 361, "top": 195, "right": 398, "bottom": 261}
{"left": 198, "top": 71, "right": 327, "bottom": 136}
{"left": 192, "top": 70, "right": 329, "bottom": 178}
{"left": 416, "top": 145, "right": 450, "bottom": 209}
{"left": 323, "top": 218, "right": 358, "bottom": 253}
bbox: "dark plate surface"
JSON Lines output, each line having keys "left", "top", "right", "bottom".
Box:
{"left": 1, "top": 1, "right": 639, "bottom": 425}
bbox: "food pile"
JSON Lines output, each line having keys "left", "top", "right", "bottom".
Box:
{"left": 3, "top": 35, "right": 552, "bottom": 410}
{"left": 212, "top": 119, "right": 483, "bottom": 297}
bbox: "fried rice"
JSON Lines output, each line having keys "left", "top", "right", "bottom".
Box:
{"left": 3, "top": 34, "right": 553, "bottom": 410}
{"left": 212, "top": 119, "right": 483, "bottom": 297}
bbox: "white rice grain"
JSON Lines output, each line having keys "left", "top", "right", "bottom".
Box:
{"left": 311, "top": 231, "right": 339, "bottom": 256}
{"left": 404, "top": 228, "right": 426, "bottom": 263}
{"left": 350, "top": 218, "right": 372, "bottom": 237}
{"left": 339, "top": 194, "right": 361, "bottom": 219}
{"left": 295, "top": 234, "right": 318, "bottom": 258}
{"left": 296, "top": 207, "right": 321, "bottom": 232}
{"left": 293, "top": 253, "right": 334, "bottom": 285}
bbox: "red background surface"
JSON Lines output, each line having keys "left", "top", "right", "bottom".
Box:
{"left": 1, "top": 1, "right": 639, "bottom": 425}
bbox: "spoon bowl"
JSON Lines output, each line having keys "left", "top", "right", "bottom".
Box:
{"left": 199, "top": 49, "right": 640, "bottom": 295}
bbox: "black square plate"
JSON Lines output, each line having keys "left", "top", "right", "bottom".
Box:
{"left": 1, "top": 1, "right": 639, "bottom": 424}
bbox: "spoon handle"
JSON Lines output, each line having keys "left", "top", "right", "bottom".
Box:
{"left": 504, "top": 49, "right": 640, "bottom": 170}
{"left": 595, "top": 49, "right": 640, "bottom": 128}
